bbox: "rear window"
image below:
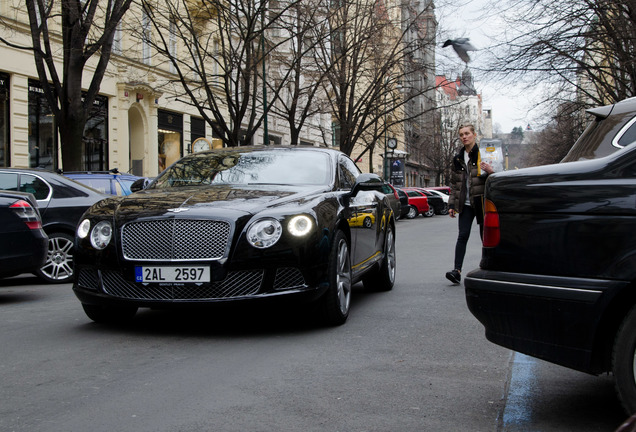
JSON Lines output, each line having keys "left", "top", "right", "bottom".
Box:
{"left": 615, "top": 117, "right": 636, "bottom": 148}
{"left": 562, "top": 112, "right": 636, "bottom": 162}
{"left": 19, "top": 175, "right": 50, "bottom": 200}
{"left": 0, "top": 172, "right": 17, "bottom": 191}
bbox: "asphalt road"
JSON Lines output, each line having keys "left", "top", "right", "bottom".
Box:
{"left": 0, "top": 215, "right": 628, "bottom": 431}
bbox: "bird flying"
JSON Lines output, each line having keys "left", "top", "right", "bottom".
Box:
{"left": 443, "top": 38, "right": 477, "bottom": 63}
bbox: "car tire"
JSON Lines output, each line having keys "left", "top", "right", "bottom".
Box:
{"left": 363, "top": 216, "right": 372, "bottom": 228}
{"left": 613, "top": 305, "right": 636, "bottom": 414}
{"left": 36, "top": 232, "right": 75, "bottom": 284}
{"left": 424, "top": 207, "right": 435, "bottom": 217}
{"left": 439, "top": 203, "right": 449, "bottom": 215}
{"left": 318, "top": 230, "right": 351, "bottom": 326}
{"left": 362, "top": 224, "right": 396, "bottom": 292}
{"left": 406, "top": 205, "right": 418, "bottom": 219}
{"left": 82, "top": 304, "right": 138, "bottom": 324}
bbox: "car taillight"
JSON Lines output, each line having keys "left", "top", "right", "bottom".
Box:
{"left": 10, "top": 200, "right": 42, "bottom": 230}
{"left": 482, "top": 199, "right": 500, "bottom": 248}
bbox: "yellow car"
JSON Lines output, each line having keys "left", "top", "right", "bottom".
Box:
{"left": 348, "top": 212, "right": 375, "bottom": 228}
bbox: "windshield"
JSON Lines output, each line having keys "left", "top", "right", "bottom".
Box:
{"left": 152, "top": 150, "right": 331, "bottom": 188}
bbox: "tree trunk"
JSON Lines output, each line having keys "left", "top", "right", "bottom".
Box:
{"left": 59, "top": 110, "right": 87, "bottom": 171}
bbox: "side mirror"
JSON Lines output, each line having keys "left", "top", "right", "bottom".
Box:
{"left": 351, "top": 173, "right": 383, "bottom": 196}
{"left": 130, "top": 178, "right": 151, "bottom": 193}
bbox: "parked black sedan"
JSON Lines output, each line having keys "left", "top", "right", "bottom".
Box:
{"left": 464, "top": 96, "right": 636, "bottom": 414}
{"left": 0, "top": 168, "right": 107, "bottom": 283}
{"left": 0, "top": 191, "right": 48, "bottom": 278}
{"left": 73, "top": 146, "right": 396, "bottom": 326}
{"left": 394, "top": 187, "right": 410, "bottom": 219}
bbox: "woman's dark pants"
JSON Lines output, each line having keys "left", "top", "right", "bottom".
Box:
{"left": 453, "top": 205, "right": 482, "bottom": 271}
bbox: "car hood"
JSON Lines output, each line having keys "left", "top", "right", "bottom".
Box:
{"left": 89, "top": 184, "right": 331, "bottom": 221}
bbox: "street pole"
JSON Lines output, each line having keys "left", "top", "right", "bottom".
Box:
{"left": 261, "top": 4, "right": 269, "bottom": 145}
{"left": 383, "top": 79, "right": 388, "bottom": 180}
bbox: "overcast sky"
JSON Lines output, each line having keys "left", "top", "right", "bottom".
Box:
{"left": 435, "top": 0, "right": 535, "bottom": 133}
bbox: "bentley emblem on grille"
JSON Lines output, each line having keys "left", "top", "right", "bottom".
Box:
{"left": 167, "top": 207, "right": 190, "bottom": 213}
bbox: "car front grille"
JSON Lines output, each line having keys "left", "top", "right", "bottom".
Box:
{"left": 121, "top": 219, "right": 231, "bottom": 261}
{"left": 101, "top": 269, "right": 263, "bottom": 300}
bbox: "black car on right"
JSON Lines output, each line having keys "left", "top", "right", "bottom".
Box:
{"left": 464, "top": 97, "right": 636, "bottom": 414}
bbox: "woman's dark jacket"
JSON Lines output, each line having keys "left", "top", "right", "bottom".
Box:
{"left": 448, "top": 144, "right": 490, "bottom": 224}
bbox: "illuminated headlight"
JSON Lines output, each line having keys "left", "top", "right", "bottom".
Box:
{"left": 288, "top": 215, "right": 313, "bottom": 236}
{"left": 90, "top": 220, "right": 112, "bottom": 250}
{"left": 247, "top": 218, "right": 283, "bottom": 249}
{"left": 77, "top": 219, "right": 91, "bottom": 239}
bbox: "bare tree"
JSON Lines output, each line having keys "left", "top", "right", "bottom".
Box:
{"left": 525, "top": 102, "right": 586, "bottom": 166}
{"left": 0, "top": 0, "right": 133, "bottom": 170}
{"left": 426, "top": 103, "right": 463, "bottom": 185}
{"left": 142, "top": 0, "right": 305, "bottom": 147}
{"left": 486, "top": 0, "right": 636, "bottom": 116}
{"left": 266, "top": 0, "right": 333, "bottom": 146}
{"left": 319, "top": 0, "right": 436, "bottom": 158}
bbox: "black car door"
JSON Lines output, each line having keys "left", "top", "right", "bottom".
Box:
{"left": 338, "top": 156, "right": 379, "bottom": 272}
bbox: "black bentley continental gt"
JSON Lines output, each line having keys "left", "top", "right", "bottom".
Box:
{"left": 73, "top": 146, "right": 396, "bottom": 326}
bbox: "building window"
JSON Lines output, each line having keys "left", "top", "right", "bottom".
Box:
{"left": 113, "top": 22, "right": 122, "bottom": 55}
{"left": 83, "top": 95, "right": 109, "bottom": 170}
{"left": 169, "top": 20, "right": 177, "bottom": 74}
{"left": 142, "top": 10, "right": 152, "bottom": 65}
{"left": 28, "top": 80, "right": 56, "bottom": 170}
{"left": 239, "top": 129, "right": 251, "bottom": 146}
{"left": 28, "top": 79, "right": 109, "bottom": 171}
{"left": 332, "top": 121, "right": 340, "bottom": 147}
{"left": 158, "top": 110, "right": 183, "bottom": 172}
{"left": 269, "top": 135, "right": 282, "bottom": 146}
{"left": 191, "top": 116, "right": 205, "bottom": 144}
{"left": 0, "top": 73, "right": 9, "bottom": 167}
{"left": 213, "top": 39, "right": 220, "bottom": 86}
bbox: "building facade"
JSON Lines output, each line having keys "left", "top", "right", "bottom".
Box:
{"left": 0, "top": 1, "right": 331, "bottom": 176}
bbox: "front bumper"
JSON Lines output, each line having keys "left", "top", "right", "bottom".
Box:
{"left": 73, "top": 264, "right": 328, "bottom": 309}
{"left": 464, "top": 269, "right": 629, "bottom": 374}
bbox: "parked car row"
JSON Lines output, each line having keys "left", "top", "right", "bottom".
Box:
{"left": 0, "top": 162, "right": 444, "bottom": 286}
{"left": 388, "top": 186, "right": 450, "bottom": 219}
{"left": 0, "top": 168, "right": 108, "bottom": 282}
{"left": 2, "top": 148, "right": 398, "bottom": 327}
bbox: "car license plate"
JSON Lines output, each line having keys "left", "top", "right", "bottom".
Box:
{"left": 135, "top": 266, "right": 210, "bottom": 283}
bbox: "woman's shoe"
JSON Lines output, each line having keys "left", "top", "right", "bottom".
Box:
{"left": 445, "top": 269, "right": 461, "bottom": 284}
